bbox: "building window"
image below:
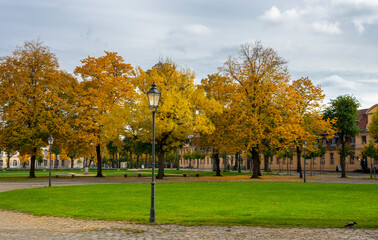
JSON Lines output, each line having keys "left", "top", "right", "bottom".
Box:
{"left": 13, "top": 160, "right": 17, "bottom": 166}
{"left": 331, "top": 138, "right": 336, "bottom": 146}
{"left": 350, "top": 154, "right": 355, "bottom": 164}
{"left": 0, "top": 160, "right": 3, "bottom": 167}
{"left": 375, "top": 157, "right": 378, "bottom": 165}
{"left": 330, "top": 153, "right": 334, "bottom": 164}
{"left": 351, "top": 137, "right": 355, "bottom": 145}
{"left": 290, "top": 157, "right": 293, "bottom": 164}
{"left": 362, "top": 136, "right": 367, "bottom": 144}
{"left": 44, "top": 160, "right": 48, "bottom": 166}
{"left": 277, "top": 158, "right": 280, "bottom": 164}
{"left": 322, "top": 138, "right": 327, "bottom": 146}
{"left": 283, "top": 158, "right": 286, "bottom": 164}
{"left": 270, "top": 157, "right": 273, "bottom": 164}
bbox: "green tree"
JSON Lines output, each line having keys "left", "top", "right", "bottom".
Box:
{"left": 361, "top": 141, "right": 377, "bottom": 178}
{"left": 323, "top": 95, "right": 360, "bottom": 178}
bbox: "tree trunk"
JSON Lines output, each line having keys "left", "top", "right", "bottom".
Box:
{"left": 238, "top": 153, "right": 241, "bottom": 173}
{"left": 71, "top": 157, "right": 74, "bottom": 168}
{"left": 116, "top": 150, "right": 119, "bottom": 169}
{"left": 223, "top": 152, "right": 227, "bottom": 171}
{"left": 296, "top": 146, "right": 302, "bottom": 178}
{"left": 286, "top": 157, "right": 289, "bottom": 175}
{"left": 214, "top": 153, "right": 221, "bottom": 176}
{"left": 96, "top": 144, "right": 103, "bottom": 177}
{"left": 84, "top": 157, "right": 89, "bottom": 174}
{"left": 29, "top": 148, "right": 37, "bottom": 178}
{"left": 340, "top": 135, "right": 346, "bottom": 178}
{"left": 157, "top": 145, "right": 165, "bottom": 179}
{"left": 54, "top": 155, "right": 59, "bottom": 169}
{"left": 176, "top": 148, "right": 180, "bottom": 170}
{"left": 250, "top": 147, "right": 260, "bottom": 178}
{"left": 6, "top": 155, "right": 10, "bottom": 168}
{"left": 129, "top": 151, "right": 133, "bottom": 169}
{"left": 264, "top": 155, "right": 269, "bottom": 172}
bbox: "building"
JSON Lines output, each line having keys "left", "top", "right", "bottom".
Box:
{"left": 178, "top": 104, "right": 378, "bottom": 172}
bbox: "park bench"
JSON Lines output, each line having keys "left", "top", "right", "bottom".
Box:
{"left": 55, "top": 174, "right": 75, "bottom": 178}
{"left": 182, "top": 173, "right": 200, "bottom": 177}
{"left": 123, "top": 173, "right": 142, "bottom": 177}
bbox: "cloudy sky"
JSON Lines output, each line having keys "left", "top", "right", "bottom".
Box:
{"left": 1, "top": 0, "right": 377, "bottom": 108}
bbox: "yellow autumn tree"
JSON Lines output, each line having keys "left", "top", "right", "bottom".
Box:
{"left": 74, "top": 51, "right": 135, "bottom": 177}
{"left": 288, "top": 77, "right": 335, "bottom": 178}
{"left": 219, "top": 41, "right": 294, "bottom": 178}
{"left": 199, "top": 73, "right": 236, "bottom": 176}
{"left": 132, "top": 59, "right": 220, "bottom": 179}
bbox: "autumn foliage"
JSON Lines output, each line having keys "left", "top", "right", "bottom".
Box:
{"left": 0, "top": 40, "right": 337, "bottom": 178}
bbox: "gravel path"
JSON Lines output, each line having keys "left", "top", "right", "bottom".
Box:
{"left": 0, "top": 173, "right": 377, "bottom": 240}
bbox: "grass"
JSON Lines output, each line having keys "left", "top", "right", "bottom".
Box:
{"left": 0, "top": 169, "right": 143, "bottom": 177}
{"left": 0, "top": 168, "right": 252, "bottom": 178}
{"left": 0, "top": 182, "right": 376, "bottom": 228}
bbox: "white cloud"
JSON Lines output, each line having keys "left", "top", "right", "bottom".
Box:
{"left": 261, "top": 6, "right": 303, "bottom": 22}
{"left": 184, "top": 24, "right": 211, "bottom": 35}
{"left": 312, "top": 21, "right": 342, "bottom": 34}
{"left": 323, "top": 75, "right": 355, "bottom": 88}
{"left": 353, "top": 16, "right": 378, "bottom": 33}
{"left": 261, "top": 6, "right": 281, "bottom": 21}
{"left": 331, "top": 0, "right": 378, "bottom": 7}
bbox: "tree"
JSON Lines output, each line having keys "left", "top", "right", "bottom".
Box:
{"left": 133, "top": 59, "right": 219, "bottom": 179}
{"left": 199, "top": 73, "right": 233, "bottom": 176}
{"left": 289, "top": 77, "right": 335, "bottom": 178}
{"left": 74, "top": 51, "right": 134, "bottom": 177}
{"left": 193, "top": 149, "right": 206, "bottom": 169}
{"left": 220, "top": 41, "right": 293, "bottom": 178}
{"left": 323, "top": 95, "right": 360, "bottom": 178}
{"left": 183, "top": 151, "right": 193, "bottom": 168}
{"left": 0, "top": 40, "right": 78, "bottom": 177}
{"left": 369, "top": 109, "right": 378, "bottom": 139}
{"left": 361, "top": 141, "right": 377, "bottom": 178}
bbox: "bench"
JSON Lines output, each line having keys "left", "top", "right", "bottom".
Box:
{"left": 123, "top": 173, "right": 142, "bottom": 177}
{"left": 182, "top": 173, "right": 200, "bottom": 177}
{"left": 55, "top": 174, "right": 75, "bottom": 178}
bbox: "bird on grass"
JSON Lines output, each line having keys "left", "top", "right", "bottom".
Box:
{"left": 344, "top": 222, "right": 357, "bottom": 228}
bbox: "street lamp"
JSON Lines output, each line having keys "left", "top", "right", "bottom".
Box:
{"left": 303, "top": 141, "right": 307, "bottom": 183}
{"left": 147, "top": 82, "right": 161, "bottom": 223}
{"left": 48, "top": 135, "right": 54, "bottom": 187}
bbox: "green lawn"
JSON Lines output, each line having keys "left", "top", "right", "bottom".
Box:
{"left": 0, "top": 182, "right": 376, "bottom": 228}
{"left": 0, "top": 169, "right": 251, "bottom": 178}
{"left": 0, "top": 169, "right": 141, "bottom": 177}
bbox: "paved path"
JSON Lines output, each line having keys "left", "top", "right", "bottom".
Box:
{"left": 0, "top": 174, "right": 377, "bottom": 239}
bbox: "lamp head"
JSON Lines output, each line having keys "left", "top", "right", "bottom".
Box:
{"left": 48, "top": 135, "right": 54, "bottom": 145}
{"left": 147, "top": 82, "right": 161, "bottom": 108}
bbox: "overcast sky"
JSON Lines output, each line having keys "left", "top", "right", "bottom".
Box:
{"left": 1, "top": 0, "right": 377, "bottom": 108}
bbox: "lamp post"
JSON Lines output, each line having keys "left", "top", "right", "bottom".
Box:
{"left": 303, "top": 141, "right": 307, "bottom": 183}
{"left": 147, "top": 82, "right": 161, "bottom": 223}
{"left": 48, "top": 135, "right": 54, "bottom": 187}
